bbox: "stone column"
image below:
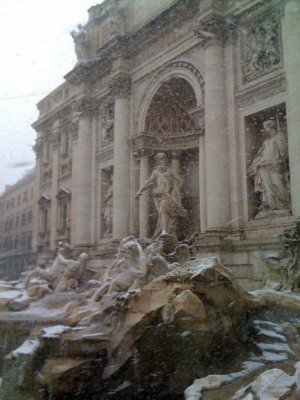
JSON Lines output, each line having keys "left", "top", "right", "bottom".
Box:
{"left": 282, "top": 0, "right": 300, "bottom": 216}
{"left": 199, "top": 135, "right": 207, "bottom": 232}
{"left": 198, "top": 16, "right": 230, "bottom": 230}
{"left": 71, "top": 100, "right": 94, "bottom": 247}
{"left": 139, "top": 154, "right": 149, "bottom": 238}
{"left": 49, "top": 125, "right": 60, "bottom": 251}
{"left": 111, "top": 73, "right": 131, "bottom": 240}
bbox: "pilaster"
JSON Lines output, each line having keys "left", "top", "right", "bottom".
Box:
{"left": 70, "top": 97, "right": 95, "bottom": 247}
{"left": 110, "top": 72, "right": 131, "bottom": 239}
{"left": 282, "top": 0, "right": 300, "bottom": 216}
{"left": 196, "top": 14, "right": 231, "bottom": 230}
{"left": 49, "top": 125, "right": 60, "bottom": 251}
{"left": 139, "top": 154, "right": 149, "bottom": 238}
{"left": 32, "top": 136, "right": 43, "bottom": 253}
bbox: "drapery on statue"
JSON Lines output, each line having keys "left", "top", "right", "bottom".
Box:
{"left": 135, "top": 153, "right": 187, "bottom": 239}
{"left": 248, "top": 119, "right": 290, "bottom": 212}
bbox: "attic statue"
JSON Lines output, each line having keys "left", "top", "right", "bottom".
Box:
{"left": 70, "top": 24, "right": 88, "bottom": 62}
{"left": 135, "top": 153, "right": 187, "bottom": 239}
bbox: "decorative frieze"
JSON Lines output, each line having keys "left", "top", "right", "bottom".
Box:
{"left": 239, "top": 13, "right": 282, "bottom": 83}
{"left": 129, "top": 131, "right": 201, "bottom": 156}
{"left": 237, "top": 75, "right": 286, "bottom": 109}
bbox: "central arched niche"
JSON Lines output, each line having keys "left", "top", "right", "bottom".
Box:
{"left": 144, "top": 77, "right": 197, "bottom": 134}
{"left": 144, "top": 77, "right": 200, "bottom": 239}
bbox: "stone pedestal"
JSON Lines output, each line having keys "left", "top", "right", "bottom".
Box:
{"left": 139, "top": 155, "right": 149, "bottom": 238}
{"left": 112, "top": 75, "right": 131, "bottom": 240}
{"left": 283, "top": 0, "right": 300, "bottom": 217}
{"left": 204, "top": 36, "right": 230, "bottom": 229}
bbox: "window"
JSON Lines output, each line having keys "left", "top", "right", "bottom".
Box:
{"left": 43, "top": 141, "right": 52, "bottom": 162}
{"left": 11, "top": 198, "right": 15, "bottom": 208}
{"left": 56, "top": 189, "right": 71, "bottom": 231}
{"left": 41, "top": 208, "right": 49, "bottom": 233}
{"left": 9, "top": 218, "right": 13, "bottom": 230}
{"left": 23, "top": 191, "right": 28, "bottom": 203}
{"left": 27, "top": 232, "right": 32, "bottom": 249}
{"left": 27, "top": 210, "right": 32, "bottom": 224}
{"left": 17, "top": 195, "right": 21, "bottom": 206}
{"left": 4, "top": 220, "right": 9, "bottom": 232}
{"left": 30, "top": 187, "right": 33, "bottom": 199}
{"left": 59, "top": 202, "right": 68, "bottom": 230}
{"left": 6, "top": 201, "right": 9, "bottom": 210}
{"left": 21, "top": 213, "right": 26, "bottom": 226}
{"left": 14, "top": 235, "right": 19, "bottom": 249}
{"left": 61, "top": 132, "right": 70, "bottom": 155}
{"left": 21, "top": 233, "right": 26, "bottom": 247}
{"left": 39, "top": 195, "right": 51, "bottom": 234}
{"left": 15, "top": 215, "right": 20, "bottom": 228}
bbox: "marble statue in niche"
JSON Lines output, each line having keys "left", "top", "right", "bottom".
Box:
{"left": 242, "top": 15, "right": 281, "bottom": 81}
{"left": 136, "top": 153, "right": 187, "bottom": 239}
{"left": 102, "top": 170, "right": 113, "bottom": 236}
{"left": 70, "top": 24, "right": 88, "bottom": 62}
{"left": 248, "top": 119, "right": 290, "bottom": 212}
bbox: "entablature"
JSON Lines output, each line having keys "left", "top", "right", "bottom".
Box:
{"left": 129, "top": 131, "right": 202, "bottom": 157}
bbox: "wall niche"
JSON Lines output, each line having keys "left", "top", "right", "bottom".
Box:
{"left": 245, "top": 103, "right": 290, "bottom": 220}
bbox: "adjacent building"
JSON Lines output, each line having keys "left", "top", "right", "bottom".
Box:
{"left": 31, "top": 0, "right": 300, "bottom": 289}
{"left": 0, "top": 170, "right": 35, "bottom": 278}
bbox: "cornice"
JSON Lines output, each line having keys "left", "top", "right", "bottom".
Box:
{"left": 32, "top": 99, "right": 75, "bottom": 131}
{"left": 126, "top": 0, "right": 199, "bottom": 59}
{"left": 64, "top": 58, "right": 112, "bottom": 86}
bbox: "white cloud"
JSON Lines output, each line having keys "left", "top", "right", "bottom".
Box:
{"left": 0, "top": 0, "right": 102, "bottom": 193}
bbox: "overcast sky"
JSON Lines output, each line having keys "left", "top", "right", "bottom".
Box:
{"left": 0, "top": 0, "right": 103, "bottom": 194}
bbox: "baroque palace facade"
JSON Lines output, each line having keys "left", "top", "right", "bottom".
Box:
{"left": 32, "top": 0, "right": 300, "bottom": 289}
{"left": 0, "top": 170, "right": 35, "bottom": 278}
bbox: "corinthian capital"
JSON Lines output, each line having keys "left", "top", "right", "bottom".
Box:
{"left": 71, "top": 96, "right": 98, "bottom": 118}
{"left": 195, "top": 14, "right": 237, "bottom": 47}
{"left": 33, "top": 139, "right": 44, "bottom": 160}
{"left": 109, "top": 73, "right": 131, "bottom": 98}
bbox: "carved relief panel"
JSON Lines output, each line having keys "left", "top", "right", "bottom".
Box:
{"left": 100, "top": 167, "right": 113, "bottom": 238}
{"left": 240, "top": 13, "right": 282, "bottom": 83}
{"left": 101, "top": 100, "right": 114, "bottom": 145}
